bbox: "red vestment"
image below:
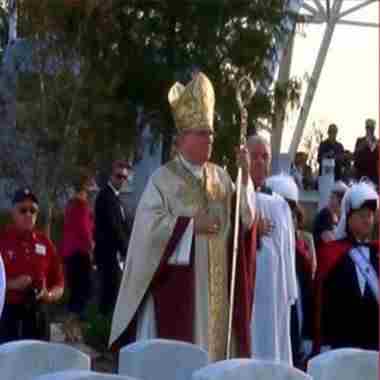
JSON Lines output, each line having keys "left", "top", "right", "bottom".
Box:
{"left": 113, "top": 217, "right": 257, "bottom": 358}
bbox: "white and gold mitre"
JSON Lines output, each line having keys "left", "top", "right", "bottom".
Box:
{"left": 168, "top": 72, "right": 215, "bottom": 132}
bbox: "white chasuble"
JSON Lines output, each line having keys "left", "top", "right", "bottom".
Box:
{"left": 110, "top": 156, "right": 254, "bottom": 362}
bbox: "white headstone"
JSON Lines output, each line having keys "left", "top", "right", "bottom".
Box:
{"left": 33, "top": 370, "right": 137, "bottom": 380}
{"left": 119, "top": 339, "right": 208, "bottom": 380}
{"left": 0, "top": 340, "right": 90, "bottom": 380}
{"left": 307, "top": 348, "right": 378, "bottom": 380}
{"left": 192, "top": 359, "right": 311, "bottom": 380}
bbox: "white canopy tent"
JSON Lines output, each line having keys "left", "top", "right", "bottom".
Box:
{"left": 274, "top": 0, "right": 379, "bottom": 163}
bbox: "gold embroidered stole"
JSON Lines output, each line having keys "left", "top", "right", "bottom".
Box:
{"left": 166, "top": 159, "right": 230, "bottom": 361}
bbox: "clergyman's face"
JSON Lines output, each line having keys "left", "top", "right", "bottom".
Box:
{"left": 248, "top": 142, "right": 271, "bottom": 187}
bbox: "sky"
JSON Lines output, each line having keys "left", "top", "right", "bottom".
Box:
{"left": 281, "top": 1, "right": 379, "bottom": 153}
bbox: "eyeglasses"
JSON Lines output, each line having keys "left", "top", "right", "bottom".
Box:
{"left": 18, "top": 207, "right": 39, "bottom": 215}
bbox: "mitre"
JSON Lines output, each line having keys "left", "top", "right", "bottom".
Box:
{"left": 168, "top": 72, "right": 215, "bottom": 132}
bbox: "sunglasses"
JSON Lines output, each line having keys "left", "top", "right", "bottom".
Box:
{"left": 115, "top": 173, "right": 128, "bottom": 181}
{"left": 18, "top": 207, "right": 39, "bottom": 215}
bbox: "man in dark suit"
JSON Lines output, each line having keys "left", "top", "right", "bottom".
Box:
{"left": 94, "top": 160, "right": 131, "bottom": 315}
{"left": 354, "top": 118, "right": 378, "bottom": 187}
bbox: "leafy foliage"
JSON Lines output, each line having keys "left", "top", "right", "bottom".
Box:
{"left": 82, "top": 302, "right": 112, "bottom": 351}
{"left": 3, "top": 0, "right": 297, "bottom": 213}
{"left": 81, "top": 0, "right": 297, "bottom": 168}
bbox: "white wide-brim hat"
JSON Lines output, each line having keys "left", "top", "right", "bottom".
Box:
{"left": 335, "top": 181, "right": 379, "bottom": 239}
{"left": 265, "top": 174, "right": 299, "bottom": 203}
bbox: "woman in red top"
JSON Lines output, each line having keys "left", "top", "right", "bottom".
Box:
{"left": 0, "top": 188, "right": 64, "bottom": 343}
{"left": 61, "top": 172, "right": 96, "bottom": 340}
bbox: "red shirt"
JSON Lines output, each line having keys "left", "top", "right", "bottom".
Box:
{"left": 296, "top": 238, "right": 313, "bottom": 278}
{"left": 0, "top": 225, "right": 64, "bottom": 304}
{"left": 60, "top": 197, "right": 94, "bottom": 257}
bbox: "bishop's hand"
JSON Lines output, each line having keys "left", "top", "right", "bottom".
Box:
{"left": 194, "top": 210, "right": 221, "bottom": 235}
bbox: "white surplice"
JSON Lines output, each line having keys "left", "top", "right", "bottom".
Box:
{"left": 250, "top": 192, "right": 298, "bottom": 365}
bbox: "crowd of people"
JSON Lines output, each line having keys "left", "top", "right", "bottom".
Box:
{"left": 290, "top": 119, "right": 379, "bottom": 190}
{"left": 0, "top": 72, "right": 377, "bottom": 370}
{"left": 0, "top": 160, "right": 133, "bottom": 345}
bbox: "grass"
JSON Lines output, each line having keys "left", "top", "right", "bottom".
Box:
{"left": 82, "top": 302, "right": 112, "bottom": 351}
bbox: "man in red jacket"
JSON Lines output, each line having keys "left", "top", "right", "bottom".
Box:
{"left": 0, "top": 188, "right": 64, "bottom": 343}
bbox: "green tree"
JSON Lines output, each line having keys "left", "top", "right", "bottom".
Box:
{"left": 19, "top": 0, "right": 298, "bottom": 165}
{"left": 87, "top": 0, "right": 298, "bottom": 170}
{"left": 2, "top": 0, "right": 298, "bottom": 230}
{"left": 1, "top": 1, "right": 106, "bottom": 234}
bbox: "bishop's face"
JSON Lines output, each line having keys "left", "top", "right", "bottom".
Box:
{"left": 178, "top": 128, "right": 214, "bottom": 166}
{"left": 248, "top": 142, "right": 271, "bottom": 187}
